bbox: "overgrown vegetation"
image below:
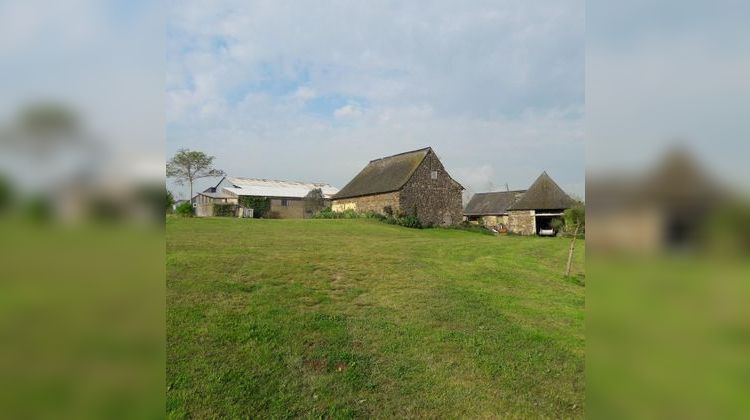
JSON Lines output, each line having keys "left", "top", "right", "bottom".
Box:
{"left": 239, "top": 196, "right": 271, "bottom": 218}
{"left": 313, "top": 207, "right": 362, "bottom": 219}
{"left": 167, "top": 218, "right": 585, "bottom": 418}
{"left": 212, "top": 203, "right": 236, "bottom": 217}
{"left": 313, "top": 207, "right": 422, "bottom": 228}
{"left": 304, "top": 188, "right": 327, "bottom": 217}
{"left": 175, "top": 201, "right": 193, "bottom": 217}
{"left": 166, "top": 190, "right": 175, "bottom": 212}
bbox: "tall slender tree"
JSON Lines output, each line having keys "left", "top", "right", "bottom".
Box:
{"left": 166, "top": 149, "right": 225, "bottom": 201}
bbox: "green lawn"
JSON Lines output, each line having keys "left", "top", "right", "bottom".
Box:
{"left": 167, "top": 218, "right": 585, "bottom": 418}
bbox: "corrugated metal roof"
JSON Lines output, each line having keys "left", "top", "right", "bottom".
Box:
{"left": 222, "top": 177, "right": 339, "bottom": 199}
{"left": 198, "top": 191, "right": 233, "bottom": 199}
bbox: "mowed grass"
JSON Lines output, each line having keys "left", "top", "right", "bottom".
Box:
{"left": 167, "top": 218, "right": 585, "bottom": 418}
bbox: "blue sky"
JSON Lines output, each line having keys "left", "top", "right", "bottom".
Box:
{"left": 166, "top": 1, "right": 585, "bottom": 200}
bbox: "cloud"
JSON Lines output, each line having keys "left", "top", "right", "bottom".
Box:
{"left": 166, "top": 1, "right": 585, "bottom": 199}
{"left": 333, "top": 104, "right": 362, "bottom": 119}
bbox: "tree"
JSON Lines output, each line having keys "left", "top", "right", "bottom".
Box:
{"left": 166, "top": 149, "right": 225, "bottom": 201}
{"left": 303, "top": 188, "right": 326, "bottom": 217}
{"left": 564, "top": 204, "right": 585, "bottom": 276}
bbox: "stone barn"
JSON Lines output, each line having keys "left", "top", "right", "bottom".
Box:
{"left": 332, "top": 147, "right": 464, "bottom": 226}
{"left": 506, "top": 172, "right": 577, "bottom": 235}
{"left": 463, "top": 190, "right": 527, "bottom": 231}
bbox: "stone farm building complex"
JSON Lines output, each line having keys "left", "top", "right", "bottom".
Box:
{"left": 464, "top": 172, "right": 577, "bottom": 235}
{"left": 332, "top": 147, "right": 464, "bottom": 226}
{"left": 193, "top": 177, "right": 339, "bottom": 218}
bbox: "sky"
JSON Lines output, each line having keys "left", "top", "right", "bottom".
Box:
{"left": 166, "top": 0, "right": 585, "bottom": 200}
{"left": 586, "top": 1, "right": 750, "bottom": 190}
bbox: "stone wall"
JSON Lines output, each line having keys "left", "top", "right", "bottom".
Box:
{"left": 399, "top": 151, "right": 463, "bottom": 226}
{"left": 508, "top": 210, "right": 536, "bottom": 235}
{"left": 331, "top": 191, "right": 400, "bottom": 214}
{"left": 478, "top": 215, "right": 510, "bottom": 230}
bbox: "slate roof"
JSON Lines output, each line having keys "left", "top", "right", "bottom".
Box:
{"left": 508, "top": 172, "right": 576, "bottom": 211}
{"left": 464, "top": 190, "right": 526, "bottom": 216}
{"left": 333, "top": 147, "right": 432, "bottom": 199}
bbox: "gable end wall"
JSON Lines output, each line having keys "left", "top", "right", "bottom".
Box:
{"left": 399, "top": 151, "right": 463, "bottom": 226}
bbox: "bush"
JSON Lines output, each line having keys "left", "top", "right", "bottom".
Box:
{"left": 213, "top": 203, "right": 236, "bottom": 217}
{"left": 239, "top": 196, "right": 270, "bottom": 218}
{"left": 175, "top": 201, "right": 194, "bottom": 217}
{"left": 313, "top": 207, "right": 363, "bottom": 219}
{"left": 394, "top": 215, "right": 422, "bottom": 229}
{"left": 446, "top": 222, "right": 496, "bottom": 235}
{"left": 166, "top": 190, "right": 175, "bottom": 212}
{"left": 365, "top": 211, "right": 387, "bottom": 221}
{"left": 312, "top": 207, "right": 422, "bottom": 228}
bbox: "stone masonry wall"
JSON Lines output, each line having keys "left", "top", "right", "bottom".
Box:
{"left": 399, "top": 151, "right": 463, "bottom": 226}
{"left": 331, "top": 191, "right": 400, "bottom": 214}
{"left": 508, "top": 210, "right": 536, "bottom": 235}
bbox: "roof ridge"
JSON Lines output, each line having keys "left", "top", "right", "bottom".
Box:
{"left": 475, "top": 189, "right": 526, "bottom": 195}
{"left": 369, "top": 146, "right": 431, "bottom": 163}
{"left": 229, "top": 176, "right": 334, "bottom": 186}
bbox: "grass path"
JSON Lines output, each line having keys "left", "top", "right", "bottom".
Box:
{"left": 167, "top": 218, "right": 584, "bottom": 418}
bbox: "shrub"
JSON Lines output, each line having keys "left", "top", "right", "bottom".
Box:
{"left": 304, "top": 188, "right": 327, "bottom": 216}
{"left": 166, "top": 190, "right": 175, "bottom": 212}
{"left": 446, "top": 222, "right": 496, "bottom": 235}
{"left": 313, "top": 207, "right": 363, "bottom": 219}
{"left": 213, "top": 203, "right": 236, "bottom": 217}
{"left": 312, "top": 207, "right": 422, "bottom": 229}
{"left": 239, "top": 196, "right": 270, "bottom": 218}
{"left": 175, "top": 201, "right": 194, "bottom": 217}
{"left": 395, "top": 215, "right": 422, "bottom": 229}
{"left": 366, "top": 211, "right": 387, "bottom": 221}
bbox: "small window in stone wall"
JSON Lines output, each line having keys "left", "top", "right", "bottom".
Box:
{"left": 281, "top": 199, "right": 289, "bottom": 207}
{"left": 431, "top": 170, "right": 438, "bottom": 179}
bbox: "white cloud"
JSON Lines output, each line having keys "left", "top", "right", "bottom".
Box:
{"left": 333, "top": 104, "right": 362, "bottom": 119}
{"left": 166, "top": 1, "right": 584, "bottom": 199}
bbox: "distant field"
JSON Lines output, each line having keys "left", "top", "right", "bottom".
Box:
{"left": 166, "top": 218, "right": 585, "bottom": 418}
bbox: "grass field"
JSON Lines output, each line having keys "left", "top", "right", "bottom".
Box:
{"left": 166, "top": 218, "right": 585, "bottom": 418}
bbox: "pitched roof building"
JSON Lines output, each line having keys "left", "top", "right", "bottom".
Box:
{"left": 332, "top": 147, "right": 464, "bottom": 226}
{"left": 464, "top": 171, "right": 578, "bottom": 235}
{"left": 192, "top": 177, "right": 339, "bottom": 218}
{"left": 464, "top": 190, "right": 527, "bottom": 216}
{"left": 508, "top": 172, "right": 576, "bottom": 211}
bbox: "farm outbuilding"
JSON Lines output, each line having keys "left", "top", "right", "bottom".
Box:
{"left": 192, "top": 177, "right": 339, "bottom": 218}
{"left": 464, "top": 172, "right": 577, "bottom": 235}
{"left": 331, "top": 147, "right": 464, "bottom": 226}
{"left": 463, "top": 190, "right": 526, "bottom": 232}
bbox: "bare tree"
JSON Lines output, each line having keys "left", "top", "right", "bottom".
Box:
{"left": 166, "top": 149, "right": 225, "bottom": 200}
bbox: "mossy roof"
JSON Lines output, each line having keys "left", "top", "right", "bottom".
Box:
{"left": 508, "top": 172, "right": 576, "bottom": 211}
{"left": 333, "top": 147, "right": 431, "bottom": 199}
{"left": 463, "top": 190, "right": 526, "bottom": 215}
